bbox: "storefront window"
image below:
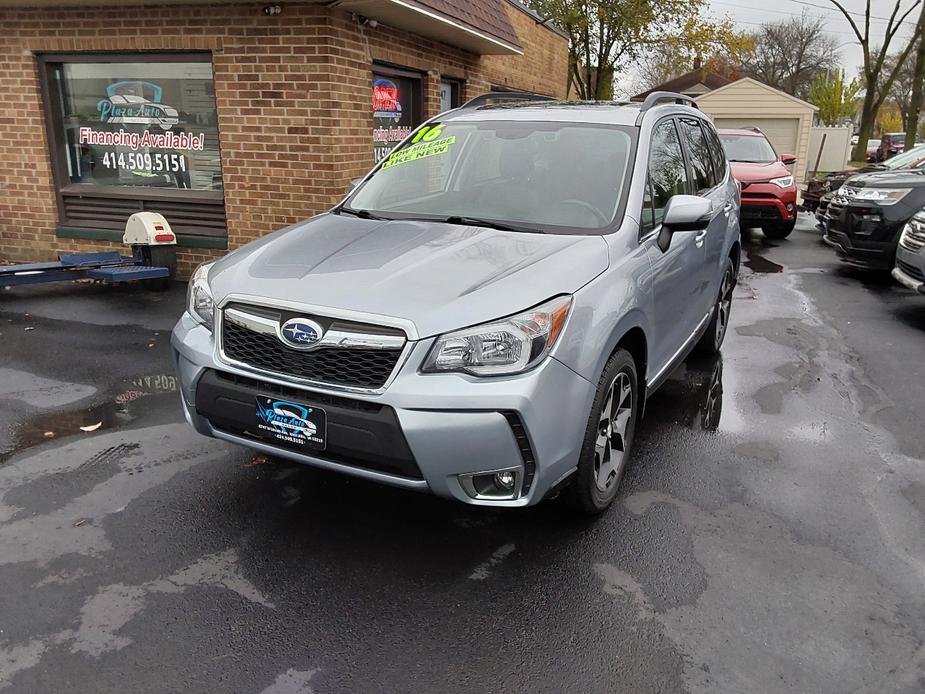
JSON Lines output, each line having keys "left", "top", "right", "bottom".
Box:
{"left": 372, "top": 66, "right": 422, "bottom": 164}
{"left": 40, "top": 53, "right": 226, "bottom": 240}
{"left": 47, "top": 58, "right": 221, "bottom": 191}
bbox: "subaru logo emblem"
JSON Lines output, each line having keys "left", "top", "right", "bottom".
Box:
{"left": 279, "top": 318, "right": 324, "bottom": 350}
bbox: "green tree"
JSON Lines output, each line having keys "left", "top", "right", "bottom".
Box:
{"left": 530, "top": 0, "right": 742, "bottom": 100}
{"left": 634, "top": 18, "right": 753, "bottom": 91}
{"left": 809, "top": 68, "right": 861, "bottom": 126}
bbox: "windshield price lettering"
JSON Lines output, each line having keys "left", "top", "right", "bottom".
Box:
{"left": 100, "top": 150, "right": 187, "bottom": 174}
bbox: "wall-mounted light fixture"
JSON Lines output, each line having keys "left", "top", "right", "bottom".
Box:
{"left": 263, "top": 5, "right": 282, "bottom": 16}
{"left": 354, "top": 14, "right": 379, "bottom": 28}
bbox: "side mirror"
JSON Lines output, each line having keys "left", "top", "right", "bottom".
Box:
{"left": 346, "top": 177, "right": 363, "bottom": 195}
{"left": 657, "top": 195, "right": 713, "bottom": 253}
{"left": 780, "top": 153, "right": 797, "bottom": 165}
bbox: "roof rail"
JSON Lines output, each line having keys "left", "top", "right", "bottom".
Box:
{"left": 638, "top": 91, "right": 699, "bottom": 111}
{"left": 460, "top": 91, "right": 552, "bottom": 109}
{"left": 634, "top": 91, "right": 698, "bottom": 125}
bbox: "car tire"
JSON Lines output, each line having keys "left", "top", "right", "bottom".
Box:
{"left": 762, "top": 218, "right": 796, "bottom": 239}
{"left": 142, "top": 245, "right": 177, "bottom": 292}
{"left": 567, "top": 349, "right": 638, "bottom": 515}
{"left": 694, "top": 257, "right": 735, "bottom": 356}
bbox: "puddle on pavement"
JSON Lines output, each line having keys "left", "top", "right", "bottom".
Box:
{"left": 741, "top": 229, "right": 784, "bottom": 274}
{"left": 2, "top": 372, "right": 179, "bottom": 463}
{"left": 745, "top": 249, "right": 784, "bottom": 274}
{"left": 6, "top": 399, "right": 133, "bottom": 461}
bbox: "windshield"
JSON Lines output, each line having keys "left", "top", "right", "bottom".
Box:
{"left": 884, "top": 144, "right": 925, "bottom": 169}
{"left": 718, "top": 133, "right": 777, "bottom": 163}
{"left": 345, "top": 120, "right": 635, "bottom": 232}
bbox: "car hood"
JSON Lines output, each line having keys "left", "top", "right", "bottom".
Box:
{"left": 207, "top": 213, "right": 610, "bottom": 339}
{"left": 844, "top": 170, "right": 925, "bottom": 188}
{"left": 729, "top": 160, "right": 790, "bottom": 182}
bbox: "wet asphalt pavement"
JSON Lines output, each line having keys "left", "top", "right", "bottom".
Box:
{"left": 2, "top": 213, "right": 925, "bottom": 693}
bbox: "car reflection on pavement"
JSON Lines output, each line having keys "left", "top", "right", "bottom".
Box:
{"left": 643, "top": 354, "right": 724, "bottom": 432}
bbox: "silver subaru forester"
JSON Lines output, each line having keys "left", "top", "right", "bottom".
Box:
{"left": 171, "top": 92, "right": 741, "bottom": 514}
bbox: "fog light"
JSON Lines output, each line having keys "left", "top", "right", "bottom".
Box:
{"left": 495, "top": 470, "right": 515, "bottom": 489}
{"left": 786, "top": 203, "right": 795, "bottom": 212}
{"left": 459, "top": 467, "right": 521, "bottom": 500}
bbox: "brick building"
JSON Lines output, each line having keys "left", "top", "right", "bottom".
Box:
{"left": 0, "top": 0, "right": 568, "bottom": 275}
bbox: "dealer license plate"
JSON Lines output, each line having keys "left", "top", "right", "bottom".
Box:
{"left": 255, "top": 396, "right": 326, "bottom": 450}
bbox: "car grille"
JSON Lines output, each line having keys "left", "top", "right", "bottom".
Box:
{"left": 898, "top": 259, "right": 925, "bottom": 282}
{"left": 900, "top": 218, "right": 925, "bottom": 253}
{"left": 220, "top": 305, "right": 406, "bottom": 390}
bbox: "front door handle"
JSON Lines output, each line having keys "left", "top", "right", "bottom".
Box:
{"left": 694, "top": 229, "right": 707, "bottom": 248}
{"left": 723, "top": 202, "right": 734, "bottom": 214}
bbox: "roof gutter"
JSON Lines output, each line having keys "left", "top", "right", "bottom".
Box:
{"left": 388, "top": 0, "right": 524, "bottom": 55}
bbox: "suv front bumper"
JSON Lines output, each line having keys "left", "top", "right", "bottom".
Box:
{"left": 893, "top": 244, "right": 925, "bottom": 294}
{"left": 740, "top": 183, "right": 797, "bottom": 224}
{"left": 171, "top": 313, "right": 594, "bottom": 506}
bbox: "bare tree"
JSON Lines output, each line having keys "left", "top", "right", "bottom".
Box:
{"left": 882, "top": 45, "right": 919, "bottom": 132}
{"left": 904, "top": 6, "right": 925, "bottom": 149}
{"left": 739, "top": 12, "right": 840, "bottom": 101}
{"left": 828, "top": 0, "right": 923, "bottom": 160}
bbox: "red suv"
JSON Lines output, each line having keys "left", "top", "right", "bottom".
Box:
{"left": 718, "top": 128, "right": 798, "bottom": 239}
{"left": 877, "top": 132, "right": 905, "bottom": 162}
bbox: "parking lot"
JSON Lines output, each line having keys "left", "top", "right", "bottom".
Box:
{"left": 2, "top": 213, "right": 925, "bottom": 693}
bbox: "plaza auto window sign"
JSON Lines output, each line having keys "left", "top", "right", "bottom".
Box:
{"left": 79, "top": 78, "right": 207, "bottom": 182}
{"left": 98, "top": 80, "right": 179, "bottom": 130}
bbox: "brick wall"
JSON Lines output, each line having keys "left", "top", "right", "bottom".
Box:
{"left": 0, "top": 2, "right": 568, "bottom": 277}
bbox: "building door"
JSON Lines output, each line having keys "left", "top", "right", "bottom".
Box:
{"left": 372, "top": 65, "right": 422, "bottom": 164}
{"left": 440, "top": 78, "right": 462, "bottom": 112}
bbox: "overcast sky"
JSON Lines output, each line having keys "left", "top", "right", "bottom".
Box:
{"left": 704, "top": 0, "right": 921, "bottom": 77}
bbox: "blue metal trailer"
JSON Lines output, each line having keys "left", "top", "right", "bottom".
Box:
{"left": 0, "top": 250, "right": 171, "bottom": 288}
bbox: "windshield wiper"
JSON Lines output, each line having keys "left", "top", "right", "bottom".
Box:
{"left": 442, "top": 215, "right": 545, "bottom": 233}
{"left": 335, "top": 206, "right": 389, "bottom": 220}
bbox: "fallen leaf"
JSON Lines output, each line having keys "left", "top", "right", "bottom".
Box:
{"left": 80, "top": 422, "right": 102, "bottom": 432}
{"left": 43, "top": 431, "right": 54, "bottom": 438}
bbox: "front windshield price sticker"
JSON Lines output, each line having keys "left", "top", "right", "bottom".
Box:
{"left": 381, "top": 135, "right": 456, "bottom": 169}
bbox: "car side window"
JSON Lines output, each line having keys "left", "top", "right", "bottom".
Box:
{"left": 702, "top": 122, "right": 727, "bottom": 182}
{"left": 678, "top": 117, "right": 717, "bottom": 193}
{"left": 648, "top": 119, "right": 688, "bottom": 228}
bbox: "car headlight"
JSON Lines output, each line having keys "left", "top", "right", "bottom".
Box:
{"left": 769, "top": 175, "right": 794, "bottom": 188}
{"left": 852, "top": 188, "right": 911, "bottom": 204}
{"left": 187, "top": 261, "right": 215, "bottom": 330}
{"left": 422, "top": 295, "right": 572, "bottom": 376}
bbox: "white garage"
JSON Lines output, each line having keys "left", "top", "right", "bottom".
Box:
{"left": 696, "top": 78, "right": 818, "bottom": 183}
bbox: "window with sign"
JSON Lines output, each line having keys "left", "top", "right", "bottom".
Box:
{"left": 40, "top": 53, "right": 226, "bottom": 240}
{"left": 372, "top": 65, "right": 423, "bottom": 165}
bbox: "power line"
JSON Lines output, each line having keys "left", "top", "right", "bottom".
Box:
{"left": 789, "top": 0, "right": 919, "bottom": 29}
{"left": 707, "top": 13, "right": 868, "bottom": 38}
{"left": 711, "top": 0, "right": 909, "bottom": 26}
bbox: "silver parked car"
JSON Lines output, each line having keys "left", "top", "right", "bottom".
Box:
{"left": 171, "top": 92, "right": 741, "bottom": 514}
{"left": 893, "top": 210, "right": 925, "bottom": 294}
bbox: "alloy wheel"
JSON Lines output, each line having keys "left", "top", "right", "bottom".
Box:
{"left": 715, "top": 269, "right": 734, "bottom": 347}
{"left": 594, "top": 371, "right": 634, "bottom": 491}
